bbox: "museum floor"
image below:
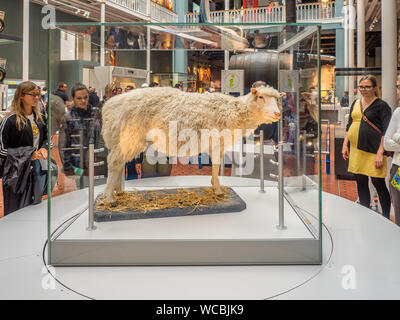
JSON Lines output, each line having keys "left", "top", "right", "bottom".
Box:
{"left": 1, "top": 123, "right": 400, "bottom": 299}
{"left": 0, "top": 123, "right": 361, "bottom": 219}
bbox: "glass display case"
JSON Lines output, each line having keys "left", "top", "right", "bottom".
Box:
{"left": 46, "top": 22, "right": 322, "bottom": 266}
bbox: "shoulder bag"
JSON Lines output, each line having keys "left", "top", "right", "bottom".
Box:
{"left": 360, "top": 101, "right": 394, "bottom": 157}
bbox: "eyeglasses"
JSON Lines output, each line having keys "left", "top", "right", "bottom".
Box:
{"left": 24, "top": 93, "right": 41, "bottom": 98}
{"left": 76, "top": 96, "right": 88, "bottom": 100}
{"left": 359, "top": 86, "right": 374, "bottom": 90}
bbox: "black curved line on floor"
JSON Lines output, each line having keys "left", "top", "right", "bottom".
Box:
{"left": 263, "top": 207, "right": 334, "bottom": 300}
{"left": 42, "top": 208, "right": 95, "bottom": 300}
{"left": 43, "top": 205, "right": 334, "bottom": 301}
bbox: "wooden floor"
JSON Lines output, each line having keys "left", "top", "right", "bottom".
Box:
{"left": 0, "top": 124, "right": 358, "bottom": 218}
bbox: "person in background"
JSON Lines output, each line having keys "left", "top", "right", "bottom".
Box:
{"left": 396, "top": 76, "right": 400, "bottom": 108}
{"left": 89, "top": 86, "right": 100, "bottom": 109}
{"left": 384, "top": 106, "right": 400, "bottom": 227}
{"left": 174, "top": 83, "right": 182, "bottom": 90}
{"left": 0, "top": 81, "right": 49, "bottom": 215}
{"left": 340, "top": 90, "right": 349, "bottom": 108}
{"left": 310, "top": 86, "right": 318, "bottom": 104}
{"left": 342, "top": 75, "right": 392, "bottom": 220}
{"left": 117, "top": 87, "right": 123, "bottom": 95}
{"left": 59, "top": 83, "right": 95, "bottom": 189}
{"left": 53, "top": 82, "right": 71, "bottom": 108}
{"left": 149, "top": 82, "right": 160, "bottom": 88}
{"left": 37, "top": 86, "right": 46, "bottom": 115}
{"left": 125, "top": 85, "right": 135, "bottom": 92}
{"left": 41, "top": 87, "right": 48, "bottom": 106}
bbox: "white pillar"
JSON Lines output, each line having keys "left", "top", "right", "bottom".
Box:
{"left": 225, "top": 0, "right": 230, "bottom": 22}
{"left": 224, "top": 51, "right": 230, "bottom": 70}
{"left": 357, "top": 0, "right": 365, "bottom": 69}
{"left": 382, "top": 0, "right": 397, "bottom": 110}
{"left": 23, "top": 0, "right": 29, "bottom": 81}
{"left": 100, "top": 1, "right": 105, "bottom": 67}
{"left": 357, "top": 0, "right": 365, "bottom": 99}
{"left": 344, "top": 1, "right": 349, "bottom": 92}
{"left": 348, "top": 0, "right": 355, "bottom": 104}
{"left": 146, "top": 0, "right": 151, "bottom": 84}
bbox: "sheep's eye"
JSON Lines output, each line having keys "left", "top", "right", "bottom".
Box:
{"left": 258, "top": 96, "right": 264, "bottom": 99}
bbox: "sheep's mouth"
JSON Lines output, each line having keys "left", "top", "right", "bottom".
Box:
{"left": 268, "top": 115, "right": 281, "bottom": 122}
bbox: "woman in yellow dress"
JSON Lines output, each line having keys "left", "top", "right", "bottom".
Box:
{"left": 342, "top": 75, "right": 392, "bottom": 219}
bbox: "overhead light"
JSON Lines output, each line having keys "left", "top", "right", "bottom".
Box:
{"left": 75, "top": 9, "right": 80, "bottom": 14}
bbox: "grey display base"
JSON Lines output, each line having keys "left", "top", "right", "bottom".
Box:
{"left": 94, "top": 187, "right": 246, "bottom": 222}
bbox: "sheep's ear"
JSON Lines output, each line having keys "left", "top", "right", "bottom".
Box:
{"left": 251, "top": 88, "right": 258, "bottom": 95}
{"left": 280, "top": 92, "right": 286, "bottom": 97}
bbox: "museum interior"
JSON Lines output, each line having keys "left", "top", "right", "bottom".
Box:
{"left": 0, "top": 0, "right": 400, "bottom": 300}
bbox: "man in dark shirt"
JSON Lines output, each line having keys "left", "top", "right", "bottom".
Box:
{"left": 340, "top": 91, "right": 349, "bottom": 108}
{"left": 53, "top": 82, "right": 71, "bottom": 108}
{"left": 89, "top": 87, "right": 100, "bottom": 108}
{"left": 58, "top": 83, "right": 99, "bottom": 189}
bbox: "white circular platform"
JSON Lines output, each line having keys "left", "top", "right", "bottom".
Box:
{"left": 0, "top": 176, "right": 399, "bottom": 299}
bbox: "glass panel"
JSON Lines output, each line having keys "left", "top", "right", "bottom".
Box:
{"left": 48, "top": 22, "right": 321, "bottom": 265}
{"left": 278, "top": 26, "right": 321, "bottom": 239}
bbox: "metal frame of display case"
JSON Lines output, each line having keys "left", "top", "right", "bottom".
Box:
{"left": 47, "top": 22, "right": 322, "bottom": 266}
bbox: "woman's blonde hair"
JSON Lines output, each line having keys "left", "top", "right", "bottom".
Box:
{"left": 359, "top": 74, "right": 381, "bottom": 98}
{"left": 10, "top": 81, "right": 44, "bottom": 130}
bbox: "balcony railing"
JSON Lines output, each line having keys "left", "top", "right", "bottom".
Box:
{"left": 150, "top": 1, "right": 178, "bottom": 22}
{"left": 108, "top": 0, "right": 178, "bottom": 22}
{"left": 297, "top": 2, "right": 336, "bottom": 22}
{"left": 185, "top": 2, "right": 336, "bottom": 24}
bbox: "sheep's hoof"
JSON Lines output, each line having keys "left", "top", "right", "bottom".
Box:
{"left": 104, "top": 195, "right": 115, "bottom": 204}
{"left": 213, "top": 186, "right": 224, "bottom": 196}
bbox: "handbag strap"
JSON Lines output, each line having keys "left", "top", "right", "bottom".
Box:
{"left": 360, "top": 99, "right": 382, "bottom": 135}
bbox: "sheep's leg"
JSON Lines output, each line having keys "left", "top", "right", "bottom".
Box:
{"left": 104, "top": 149, "right": 126, "bottom": 203}
{"left": 211, "top": 163, "right": 223, "bottom": 195}
{"left": 210, "top": 138, "right": 224, "bottom": 195}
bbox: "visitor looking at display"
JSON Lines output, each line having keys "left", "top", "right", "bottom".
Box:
{"left": 0, "top": 81, "right": 49, "bottom": 215}
{"left": 383, "top": 107, "right": 400, "bottom": 226}
{"left": 342, "top": 75, "right": 392, "bottom": 219}
{"left": 58, "top": 83, "right": 95, "bottom": 188}
{"left": 53, "top": 82, "right": 71, "bottom": 108}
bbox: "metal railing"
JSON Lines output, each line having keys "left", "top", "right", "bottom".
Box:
{"left": 150, "top": 1, "right": 178, "bottom": 22}
{"left": 108, "top": 0, "right": 178, "bottom": 22}
{"left": 185, "top": 2, "right": 336, "bottom": 24}
{"left": 297, "top": 2, "right": 336, "bottom": 22}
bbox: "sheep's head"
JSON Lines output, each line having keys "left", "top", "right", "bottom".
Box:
{"left": 249, "top": 86, "right": 284, "bottom": 123}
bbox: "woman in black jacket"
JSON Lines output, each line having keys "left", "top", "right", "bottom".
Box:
{"left": 0, "top": 81, "right": 49, "bottom": 215}
{"left": 342, "top": 75, "right": 392, "bottom": 219}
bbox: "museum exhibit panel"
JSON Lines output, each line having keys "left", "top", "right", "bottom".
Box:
{"left": 46, "top": 21, "right": 322, "bottom": 266}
